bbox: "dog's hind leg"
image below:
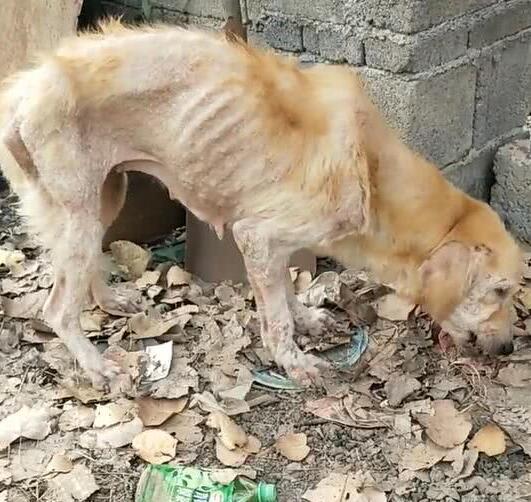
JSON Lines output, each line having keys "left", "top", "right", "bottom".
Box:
{"left": 233, "top": 218, "right": 327, "bottom": 385}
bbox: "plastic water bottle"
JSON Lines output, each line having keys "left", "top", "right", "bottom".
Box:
{"left": 135, "top": 464, "right": 277, "bottom": 502}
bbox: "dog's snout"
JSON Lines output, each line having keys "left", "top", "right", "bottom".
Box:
{"left": 500, "top": 341, "right": 514, "bottom": 356}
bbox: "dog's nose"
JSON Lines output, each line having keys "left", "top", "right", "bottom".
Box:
{"left": 500, "top": 341, "right": 514, "bottom": 355}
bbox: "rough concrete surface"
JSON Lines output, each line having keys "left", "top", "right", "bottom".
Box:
{"left": 473, "top": 32, "right": 531, "bottom": 149}
{"left": 364, "top": 25, "right": 468, "bottom": 73}
{"left": 491, "top": 139, "right": 531, "bottom": 243}
{"left": 361, "top": 64, "right": 476, "bottom": 166}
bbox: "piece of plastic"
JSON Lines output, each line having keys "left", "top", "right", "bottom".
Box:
{"left": 321, "top": 328, "right": 369, "bottom": 369}
{"left": 135, "top": 464, "right": 277, "bottom": 502}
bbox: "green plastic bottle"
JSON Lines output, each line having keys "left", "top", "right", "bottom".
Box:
{"left": 135, "top": 465, "right": 278, "bottom": 502}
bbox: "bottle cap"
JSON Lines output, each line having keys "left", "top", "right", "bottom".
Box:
{"left": 258, "top": 482, "right": 277, "bottom": 502}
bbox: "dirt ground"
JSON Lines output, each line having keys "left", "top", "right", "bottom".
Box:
{"left": 1, "top": 188, "right": 530, "bottom": 502}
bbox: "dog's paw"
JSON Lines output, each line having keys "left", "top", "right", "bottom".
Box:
{"left": 294, "top": 306, "right": 336, "bottom": 337}
{"left": 276, "top": 342, "right": 329, "bottom": 387}
{"left": 85, "top": 357, "right": 126, "bottom": 392}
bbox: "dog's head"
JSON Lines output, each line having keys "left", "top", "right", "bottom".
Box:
{"left": 419, "top": 205, "right": 523, "bottom": 356}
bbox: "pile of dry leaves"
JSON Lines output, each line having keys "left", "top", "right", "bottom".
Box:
{"left": 0, "top": 193, "right": 530, "bottom": 501}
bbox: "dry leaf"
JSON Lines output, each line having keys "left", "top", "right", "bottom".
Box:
{"left": 80, "top": 310, "right": 106, "bottom": 332}
{"left": 137, "top": 397, "right": 187, "bottom": 426}
{"left": 210, "top": 467, "right": 257, "bottom": 484}
{"left": 420, "top": 400, "right": 472, "bottom": 448}
{"left": 132, "top": 429, "right": 177, "bottom": 464}
{"left": 275, "top": 432, "right": 310, "bottom": 461}
{"left": 1, "top": 290, "right": 48, "bottom": 320}
{"left": 303, "top": 472, "right": 382, "bottom": 502}
{"left": 215, "top": 438, "right": 248, "bottom": 467}
{"left": 298, "top": 271, "right": 342, "bottom": 307}
{"left": 10, "top": 448, "right": 47, "bottom": 482}
{"left": 48, "top": 464, "right": 99, "bottom": 502}
{"left": 136, "top": 270, "right": 161, "bottom": 289}
{"left": 207, "top": 412, "right": 247, "bottom": 450}
{"left": 93, "top": 401, "right": 137, "bottom": 428}
{"left": 0, "top": 405, "right": 56, "bottom": 449}
{"left": 166, "top": 265, "right": 192, "bottom": 287}
{"left": 374, "top": 293, "right": 414, "bottom": 321}
{"left": 497, "top": 364, "right": 531, "bottom": 387}
{"left": 400, "top": 440, "right": 449, "bottom": 471}
{"left": 45, "top": 454, "right": 74, "bottom": 475}
{"left": 468, "top": 423, "right": 506, "bottom": 457}
{"left": 160, "top": 410, "right": 204, "bottom": 444}
{"left": 110, "top": 240, "right": 151, "bottom": 280}
{"left": 385, "top": 375, "right": 421, "bottom": 407}
{"left": 518, "top": 286, "right": 531, "bottom": 310}
{"left": 59, "top": 406, "right": 95, "bottom": 432}
{"left": 79, "top": 417, "right": 143, "bottom": 449}
{"left": 151, "top": 358, "right": 198, "bottom": 400}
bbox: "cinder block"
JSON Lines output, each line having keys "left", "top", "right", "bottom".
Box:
{"left": 473, "top": 33, "right": 531, "bottom": 148}
{"left": 442, "top": 148, "right": 495, "bottom": 201}
{"left": 469, "top": 0, "right": 531, "bottom": 49}
{"left": 261, "top": 16, "right": 303, "bottom": 52}
{"left": 491, "top": 139, "right": 531, "bottom": 242}
{"left": 303, "top": 24, "right": 363, "bottom": 65}
{"left": 344, "top": 0, "right": 495, "bottom": 34}
{"left": 360, "top": 64, "right": 476, "bottom": 166}
{"left": 364, "top": 26, "right": 467, "bottom": 73}
{"left": 248, "top": 0, "right": 341, "bottom": 23}
{"left": 151, "top": 0, "right": 225, "bottom": 18}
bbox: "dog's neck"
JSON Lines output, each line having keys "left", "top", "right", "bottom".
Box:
{"left": 325, "top": 136, "right": 473, "bottom": 304}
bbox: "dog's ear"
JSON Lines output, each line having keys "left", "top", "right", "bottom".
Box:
{"left": 419, "top": 241, "right": 472, "bottom": 322}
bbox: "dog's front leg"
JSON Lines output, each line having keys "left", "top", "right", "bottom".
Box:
{"left": 233, "top": 219, "right": 325, "bottom": 385}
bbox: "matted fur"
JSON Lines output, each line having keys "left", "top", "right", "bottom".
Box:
{"left": 0, "top": 20, "right": 522, "bottom": 388}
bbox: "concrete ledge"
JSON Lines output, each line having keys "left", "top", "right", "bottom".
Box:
{"left": 491, "top": 139, "right": 531, "bottom": 243}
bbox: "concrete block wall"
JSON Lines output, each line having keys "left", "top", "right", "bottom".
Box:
{"left": 104, "top": 0, "right": 531, "bottom": 201}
